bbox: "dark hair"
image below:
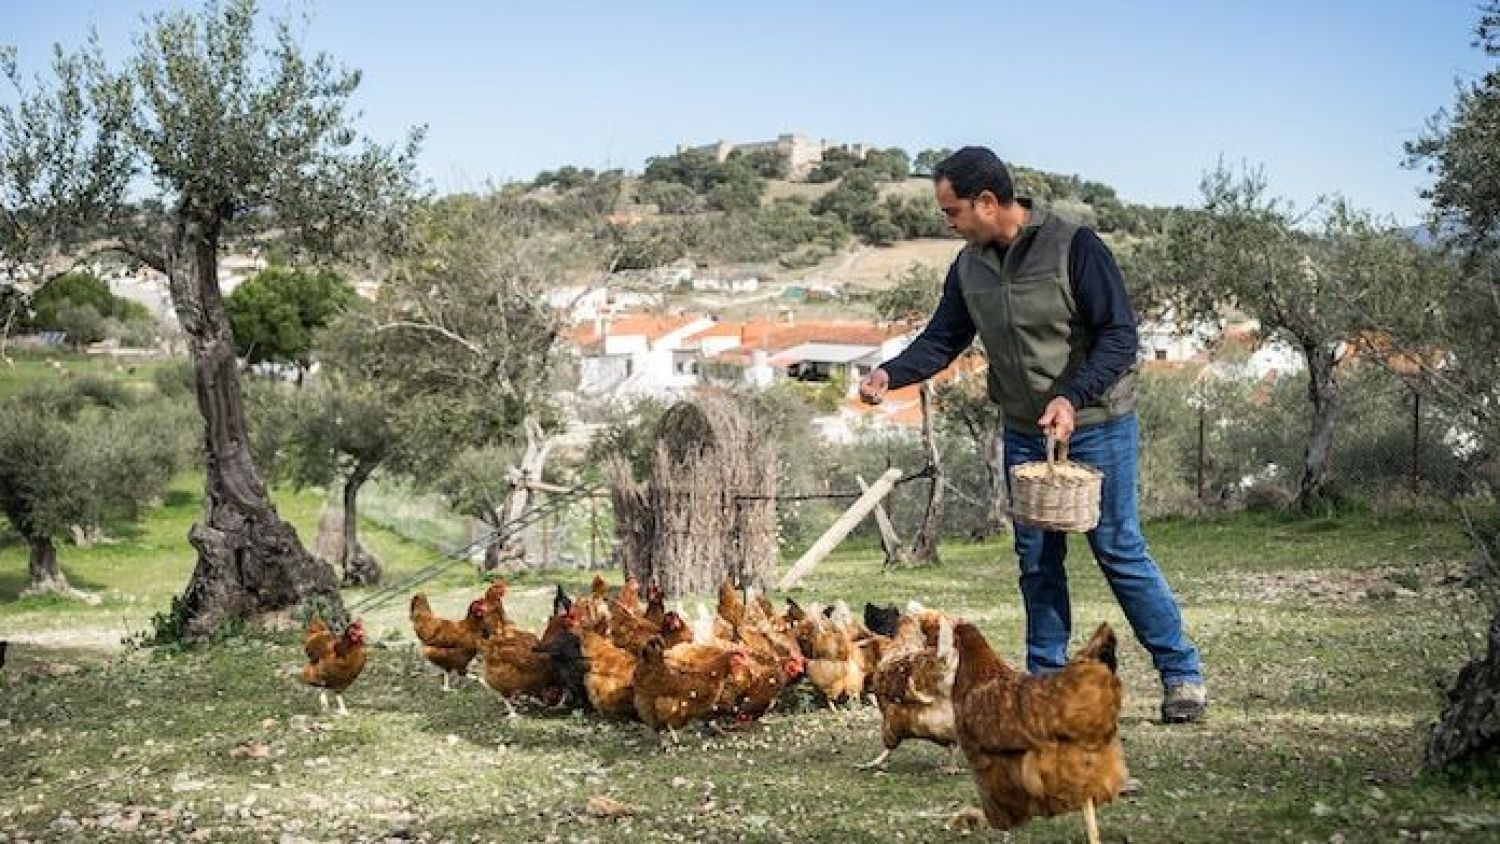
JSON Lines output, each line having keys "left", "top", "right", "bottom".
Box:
{"left": 932, "top": 146, "right": 1016, "bottom": 203}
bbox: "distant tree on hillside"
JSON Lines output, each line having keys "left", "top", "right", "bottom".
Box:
{"left": 636, "top": 180, "right": 700, "bottom": 214}
{"left": 729, "top": 148, "right": 791, "bottom": 179}
{"left": 884, "top": 193, "right": 945, "bottom": 239}
{"left": 533, "top": 165, "right": 597, "bottom": 191}
{"left": 805, "top": 148, "right": 864, "bottom": 183}
{"left": 705, "top": 161, "right": 764, "bottom": 213}
{"left": 913, "top": 148, "right": 952, "bottom": 177}
{"left": 813, "top": 169, "right": 880, "bottom": 228}
{"left": 875, "top": 263, "right": 943, "bottom": 325}
{"left": 863, "top": 147, "right": 911, "bottom": 182}
{"left": 642, "top": 148, "right": 723, "bottom": 193}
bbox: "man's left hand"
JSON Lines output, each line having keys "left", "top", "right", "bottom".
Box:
{"left": 1038, "top": 396, "right": 1076, "bottom": 442}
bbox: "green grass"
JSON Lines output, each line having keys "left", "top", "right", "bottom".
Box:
{"left": 0, "top": 349, "right": 172, "bottom": 401}
{"left": 2, "top": 486, "right": 1497, "bottom": 841}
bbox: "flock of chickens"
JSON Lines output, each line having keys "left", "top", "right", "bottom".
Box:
{"left": 299, "top": 575, "right": 1127, "bottom": 840}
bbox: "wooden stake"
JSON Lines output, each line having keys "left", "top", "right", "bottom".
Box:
{"left": 778, "top": 467, "right": 903, "bottom": 590}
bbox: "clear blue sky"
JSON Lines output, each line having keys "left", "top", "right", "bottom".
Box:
{"left": 6, "top": 1, "right": 1492, "bottom": 224}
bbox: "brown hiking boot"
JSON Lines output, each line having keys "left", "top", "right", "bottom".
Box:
{"left": 1161, "top": 681, "right": 1208, "bottom": 723}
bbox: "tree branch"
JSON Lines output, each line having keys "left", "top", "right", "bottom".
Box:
{"left": 369, "top": 320, "right": 484, "bottom": 357}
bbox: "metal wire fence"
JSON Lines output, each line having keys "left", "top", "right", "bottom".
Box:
{"left": 357, "top": 361, "right": 1493, "bottom": 572}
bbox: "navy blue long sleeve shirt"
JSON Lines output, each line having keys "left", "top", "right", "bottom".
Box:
{"left": 880, "top": 228, "right": 1139, "bottom": 411}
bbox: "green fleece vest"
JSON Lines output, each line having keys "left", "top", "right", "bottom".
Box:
{"left": 955, "top": 208, "right": 1137, "bottom": 435}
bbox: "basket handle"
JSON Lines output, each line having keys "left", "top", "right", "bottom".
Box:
{"left": 1045, "top": 432, "right": 1068, "bottom": 473}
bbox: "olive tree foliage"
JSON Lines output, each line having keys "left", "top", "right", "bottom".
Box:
{"left": 0, "top": 43, "right": 133, "bottom": 360}
{"left": 317, "top": 196, "right": 575, "bottom": 571}
{"left": 320, "top": 198, "right": 569, "bottom": 474}
{"left": 0, "top": 381, "right": 191, "bottom": 599}
{"left": 5, "top": 0, "right": 423, "bottom": 638}
{"left": 1397, "top": 1, "right": 1500, "bottom": 771}
{"left": 1136, "top": 166, "right": 1438, "bottom": 511}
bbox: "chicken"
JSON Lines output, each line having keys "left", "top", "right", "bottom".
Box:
{"left": 723, "top": 616, "right": 806, "bottom": 724}
{"left": 552, "top": 583, "right": 573, "bottom": 616}
{"left": 578, "top": 623, "right": 640, "bottom": 719}
{"left": 658, "top": 611, "right": 695, "bottom": 649}
{"left": 859, "top": 613, "right": 958, "bottom": 770}
{"left": 643, "top": 583, "right": 666, "bottom": 627}
{"left": 534, "top": 622, "right": 590, "bottom": 710}
{"left": 796, "top": 605, "right": 867, "bottom": 707}
{"left": 300, "top": 616, "right": 368, "bottom": 715}
{"left": 717, "top": 578, "right": 745, "bottom": 633}
{"left": 854, "top": 633, "right": 889, "bottom": 693}
{"left": 632, "top": 637, "right": 751, "bottom": 742}
{"left": 950, "top": 622, "right": 1126, "bottom": 842}
{"left": 608, "top": 597, "right": 661, "bottom": 654}
{"left": 784, "top": 598, "right": 807, "bottom": 625}
{"left": 864, "top": 602, "right": 901, "bottom": 638}
{"left": 616, "top": 575, "right": 643, "bottom": 616}
{"left": 479, "top": 579, "right": 524, "bottom": 638}
{"left": 477, "top": 624, "right": 557, "bottom": 718}
{"left": 410, "top": 595, "right": 486, "bottom": 691}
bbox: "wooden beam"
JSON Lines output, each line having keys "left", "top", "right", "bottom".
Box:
{"left": 778, "top": 467, "right": 903, "bottom": 590}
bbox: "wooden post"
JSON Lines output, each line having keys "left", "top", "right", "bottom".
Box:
{"left": 778, "top": 467, "right": 903, "bottom": 590}
{"left": 858, "top": 474, "right": 906, "bottom": 569}
{"left": 589, "top": 494, "right": 598, "bottom": 570}
{"left": 1412, "top": 388, "right": 1421, "bottom": 495}
{"left": 1196, "top": 408, "right": 1206, "bottom": 503}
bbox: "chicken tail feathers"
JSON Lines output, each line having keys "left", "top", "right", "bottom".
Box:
{"left": 1080, "top": 623, "right": 1118, "bottom": 675}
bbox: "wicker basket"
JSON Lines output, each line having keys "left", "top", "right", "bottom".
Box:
{"left": 1009, "top": 435, "right": 1103, "bottom": 533}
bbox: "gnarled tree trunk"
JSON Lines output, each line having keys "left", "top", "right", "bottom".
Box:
{"left": 488, "top": 416, "right": 555, "bottom": 572}
{"left": 338, "top": 464, "right": 381, "bottom": 587}
{"left": 1427, "top": 607, "right": 1500, "bottom": 769}
{"left": 22, "top": 536, "right": 68, "bottom": 595}
{"left": 1297, "top": 343, "right": 1340, "bottom": 511}
{"left": 167, "top": 211, "right": 342, "bottom": 638}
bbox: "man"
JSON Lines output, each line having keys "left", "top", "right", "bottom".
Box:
{"left": 858, "top": 146, "right": 1206, "bottom": 723}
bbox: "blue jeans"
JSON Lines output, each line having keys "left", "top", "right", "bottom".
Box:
{"left": 1004, "top": 412, "right": 1203, "bottom": 686}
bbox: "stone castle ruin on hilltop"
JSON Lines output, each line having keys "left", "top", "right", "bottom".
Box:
{"left": 677, "top": 133, "right": 874, "bottom": 180}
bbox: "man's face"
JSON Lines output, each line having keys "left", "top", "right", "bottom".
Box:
{"left": 936, "top": 179, "right": 986, "bottom": 243}
{"left": 935, "top": 178, "right": 1023, "bottom": 245}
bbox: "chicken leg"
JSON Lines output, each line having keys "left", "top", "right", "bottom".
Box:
{"left": 318, "top": 690, "right": 329, "bottom": 711}
{"left": 855, "top": 749, "right": 891, "bottom": 770}
{"left": 335, "top": 693, "right": 349, "bottom": 717}
{"left": 1083, "top": 798, "right": 1100, "bottom": 844}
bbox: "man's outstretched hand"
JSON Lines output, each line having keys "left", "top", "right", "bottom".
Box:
{"left": 858, "top": 368, "right": 890, "bottom": 405}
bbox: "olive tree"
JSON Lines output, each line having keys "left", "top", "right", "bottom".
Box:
{"left": 5, "top": 0, "right": 421, "bottom": 637}
{"left": 0, "top": 44, "right": 132, "bottom": 360}
{"left": 1140, "top": 167, "right": 1432, "bottom": 510}
{"left": 319, "top": 196, "right": 574, "bottom": 569}
{"left": 0, "top": 385, "right": 188, "bottom": 598}
{"left": 1399, "top": 1, "right": 1500, "bottom": 770}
